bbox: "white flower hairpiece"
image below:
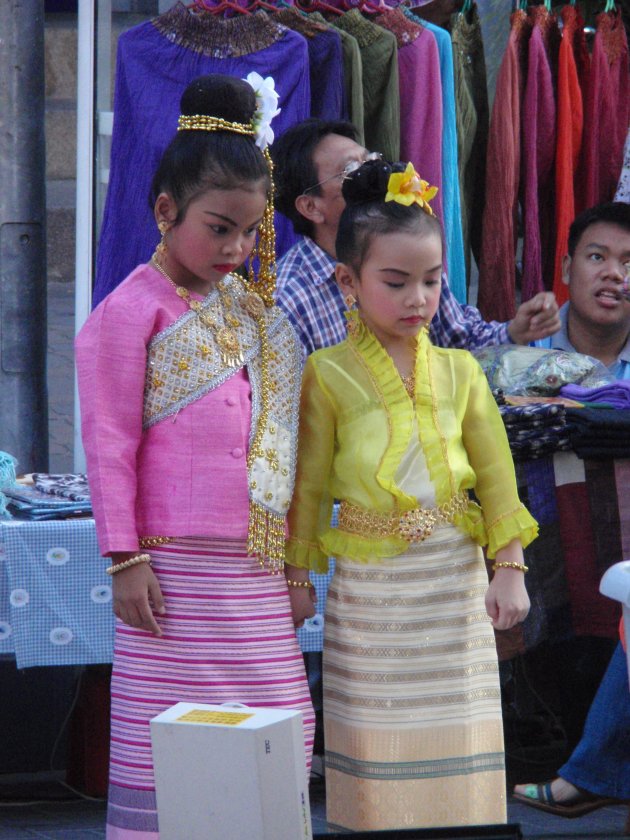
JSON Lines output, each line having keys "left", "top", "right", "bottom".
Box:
{"left": 244, "top": 71, "right": 281, "bottom": 150}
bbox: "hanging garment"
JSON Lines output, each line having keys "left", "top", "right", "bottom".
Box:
{"left": 614, "top": 124, "right": 630, "bottom": 202}
{"left": 520, "top": 7, "right": 558, "bottom": 302}
{"left": 404, "top": 7, "right": 467, "bottom": 303}
{"left": 275, "top": 7, "right": 344, "bottom": 120}
{"left": 552, "top": 4, "right": 587, "bottom": 304}
{"left": 334, "top": 9, "right": 400, "bottom": 161}
{"left": 450, "top": 4, "right": 490, "bottom": 290}
{"left": 92, "top": 4, "right": 310, "bottom": 308}
{"left": 310, "top": 10, "right": 365, "bottom": 141}
{"left": 576, "top": 10, "right": 630, "bottom": 212}
{"left": 374, "top": 10, "right": 445, "bottom": 225}
{"left": 477, "top": 10, "right": 530, "bottom": 322}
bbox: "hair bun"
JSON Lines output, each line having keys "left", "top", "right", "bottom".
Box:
{"left": 342, "top": 159, "right": 406, "bottom": 206}
{"left": 180, "top": 74, "right": 257, "bottom": 125}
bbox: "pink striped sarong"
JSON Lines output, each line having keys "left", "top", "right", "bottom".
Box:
{"left": 106, "top": 538, "right": 314, "bottom": 839}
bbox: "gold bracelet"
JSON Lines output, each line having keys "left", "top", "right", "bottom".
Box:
{"left": 105, "top": 553, "right": 152, "bottom": 576}
{"left": 285, "top": 578, "right": 314, "bottom": 589}
{"left": 491, "top": 561, "right": 528, "bottom": 573}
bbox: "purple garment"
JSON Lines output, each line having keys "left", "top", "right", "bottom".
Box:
{"left": 521, "top": 15, "right": 557, "bottom": 301}
{"left": 93, "top": 7, "right": 310, "bottom": 308}
{"left": 386, "top": 16, "right": 444, "bottom": 228}
{"left": 560, "top": 381, "right": 630, "bottom": 409}
{"left": 307, "top": 28, "right": 345, "bottom": 120}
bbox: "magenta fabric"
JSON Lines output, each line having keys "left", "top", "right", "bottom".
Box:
{"left": 576, "top": 10, "right": 630, "bottom": 211}
{"left": 478, "top": 11, "right": 529, "bottom": 322}
{"left": 76, "top": 263, "right": 253, "bottom": 555}
{"left": 521, "top": 16, "right": 557, "bottom": 301}
{"left": 392, "top": 22, "right": 444, "bottom": 227}
{"left": 106, "top": 538, "right": 315, "bottom": 837}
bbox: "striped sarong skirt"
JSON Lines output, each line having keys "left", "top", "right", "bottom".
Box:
{"left": 323, "top": 524, "right": 506, "bottom": 831}
{"left": 106, "top": 538, "right": 314, "bottom": 839}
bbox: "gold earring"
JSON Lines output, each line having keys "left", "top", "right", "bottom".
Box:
{"left": 344, "top": 293, "right": 356, "bottom": 309}
{"left": 156, "top": 221, "right": 169, "bottom": 257}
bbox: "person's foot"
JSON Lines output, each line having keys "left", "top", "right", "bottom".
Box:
{"left": 512, "top": 777, "right": 620, "bottom": 818}
{"left": 514, "top": 777, "right": 580, "bottom": 804}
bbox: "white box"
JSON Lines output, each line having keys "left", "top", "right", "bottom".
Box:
{"left": 151, "top": 702, "right": 312, "bottom": 840}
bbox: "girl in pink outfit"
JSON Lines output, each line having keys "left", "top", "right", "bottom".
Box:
{"left": 76, "top": 73, "right": 314, "bottom": 840}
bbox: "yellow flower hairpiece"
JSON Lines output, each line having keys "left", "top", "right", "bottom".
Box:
{"left": 385, "top": 163, "right": 438, "bottom": 215}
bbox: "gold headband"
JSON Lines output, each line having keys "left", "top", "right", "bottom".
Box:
{"left": 177, "top": 114, "right": 257, "bottom": 138}
{"left": 176, "top": 113, "right": 276, "bottom": 307}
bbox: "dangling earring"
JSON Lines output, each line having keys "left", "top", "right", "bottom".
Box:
{"left": 156, "top": 221, "right": 169, "bottom": 257}
{"left": 344, "top": 293, "right": 356, "bottom": 309}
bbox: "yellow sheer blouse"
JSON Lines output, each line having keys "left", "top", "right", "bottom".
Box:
{"left": 286, "top": 314, "right": 538, "bottom": 572}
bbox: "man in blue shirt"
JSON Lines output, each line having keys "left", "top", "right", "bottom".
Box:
{"left": 272, "top": 118, "right": 561, "bottom": 357}
{"left": 534, "top": 202, "right": 630, "bottom": 379}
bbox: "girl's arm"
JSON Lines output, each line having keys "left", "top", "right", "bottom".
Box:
{"left": 459, "top": 357, "right": 538, "bottom": 558}
{"left": 284, "top": 564, "right": 317, "bottom": 629}
{"left": 76, "top": 288, "right": 165, "bottom": 636}
{"left": 484, "top": 539, "right": 530, "bottom": 630}
{"left": 286, "top": 357, "right": 336, "bottom": 573}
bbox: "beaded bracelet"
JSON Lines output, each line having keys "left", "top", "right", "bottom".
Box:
{"left": 491, "top": 561, "right": 528, "bottom": 573}
{"left": 285, "top": 578, "right": 314, "bottom": 589}
{"left": 105, "top": 553, "right": 152, "bottom": 576}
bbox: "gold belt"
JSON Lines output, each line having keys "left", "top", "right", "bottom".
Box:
{"left": 338, "top": 493, "right": 469, "bottom": 543}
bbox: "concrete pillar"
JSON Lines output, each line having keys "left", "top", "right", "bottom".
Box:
{"left": 0, "top": 0, "right": 49, "bottom": 471}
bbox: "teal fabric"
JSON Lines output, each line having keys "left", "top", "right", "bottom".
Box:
{"left": 405, "top": 8, "right": 467, "bottom": 304}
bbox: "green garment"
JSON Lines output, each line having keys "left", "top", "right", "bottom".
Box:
{"left": 311, "top": 11, "right": 365, "bottom": 145}
{"left": 333, "top": 9, "right": 400, "bottom": 161}
{"left": 450, "top": 5, "right": 489, "bottom": 289}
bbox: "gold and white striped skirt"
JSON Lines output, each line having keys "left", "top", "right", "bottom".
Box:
{"left": 323, "top": 524, "right": 506, "bottom": 831}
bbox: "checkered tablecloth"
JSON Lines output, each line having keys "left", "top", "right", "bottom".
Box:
{"left": 0, "top": 514, "right": 338, "bottom": 669}
{"left": 0, "top": 518, "right": 115, "bottom": 669}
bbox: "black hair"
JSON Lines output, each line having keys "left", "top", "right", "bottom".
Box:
{"left": 271, "top": 118, "right": 358, "bottom": 237}
{"left": 149, "top": 74, "right": 270, "bottom": 222}
{"left": 336, "top": 159, "right": 442, "bottom": 271}
{"left": 568, "top": 202, "right": 630, "bottom": 256}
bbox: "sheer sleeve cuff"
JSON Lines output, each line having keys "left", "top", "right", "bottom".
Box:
{"left": 285, "top": 537, "right": 330, "bottom": 574}
{"left": 486, "top": 504, "right": 538, "bottom": 559}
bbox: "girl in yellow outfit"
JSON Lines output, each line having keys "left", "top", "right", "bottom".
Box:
{"left": 285, "top": 159, "right": 538, "bottom": 832}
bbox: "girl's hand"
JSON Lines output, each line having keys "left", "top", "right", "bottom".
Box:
{"left": 284, "top": 565, "right": 317, "bottom": 628}
{"left": 484, "top": 540, "right": 530, "bottom": 631}
{"left": 111, "top": 555, "right": 165, "bottom": 636}
{"left": 485, "top": 571, "right": 530, "bottom": 631}
{"left": 287, "top": 586, "right": 317, "bottom": 628}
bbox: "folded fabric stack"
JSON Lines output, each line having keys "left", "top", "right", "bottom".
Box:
{"left": 5, "top": 474, "right": 92, "bottom": 520}
{"left": 560, "top": 380, "right": 630, "bottom": 409}
{"left": 498, "top": 402, "right": 572, "bottom": 462}
{"left": 564, "top": 407, "right": 630, "bottom": 459}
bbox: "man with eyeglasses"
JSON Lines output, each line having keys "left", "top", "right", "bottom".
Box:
{"left": 272, "top": 118, "right": 561, "bottom": 358}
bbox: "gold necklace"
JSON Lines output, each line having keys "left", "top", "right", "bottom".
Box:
{"left": 151, "top": 254, "right": 244, "bottom": 367}
{"left": 401, "top": 372, "right": 415, "bottom": 400}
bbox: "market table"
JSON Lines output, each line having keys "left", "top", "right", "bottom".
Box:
{"left": 0, "top": 516, "right": 332, "bottom": 669}
{"left": 0, "top": 453, "right": 625, "bottom": 670}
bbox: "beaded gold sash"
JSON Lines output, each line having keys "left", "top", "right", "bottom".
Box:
{"left": 143, "top": 274, "right": 302, "bottom": 571}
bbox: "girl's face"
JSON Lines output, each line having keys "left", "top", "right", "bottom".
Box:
{"left": 156, "top": 181, "right": 268, "bottom": 295}
{"left": 337, "top": 230, "right": 443, "bottom": 350}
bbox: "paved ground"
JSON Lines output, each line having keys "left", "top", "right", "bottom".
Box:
{"left": 0, "top": 772, "right": 628, "bottom": 838}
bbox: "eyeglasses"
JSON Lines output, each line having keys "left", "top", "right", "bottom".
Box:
{"left": 303, "top": 151, "right": 383, "bottom": 195}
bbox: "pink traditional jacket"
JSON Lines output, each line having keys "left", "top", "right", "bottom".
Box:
{"left": 75, "top": 262, "right": 302, "bottom": 559}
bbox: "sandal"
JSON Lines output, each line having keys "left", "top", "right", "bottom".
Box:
{"left": 512, "top": 781, "right": 620, "bottom": 818}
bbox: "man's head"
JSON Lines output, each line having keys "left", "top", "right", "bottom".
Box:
{"left": 272, "top": 119, "right": 366, "bottom": 247}
{"left": 564, "top": 202, "right": 630, "bottom": 332}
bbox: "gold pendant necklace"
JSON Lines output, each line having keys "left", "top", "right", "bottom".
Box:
{"left": 401, "top": 372, "right": 415, "bottom": 400}
{"left": 152, "top": 254, "right": 243, "bottom": 366}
